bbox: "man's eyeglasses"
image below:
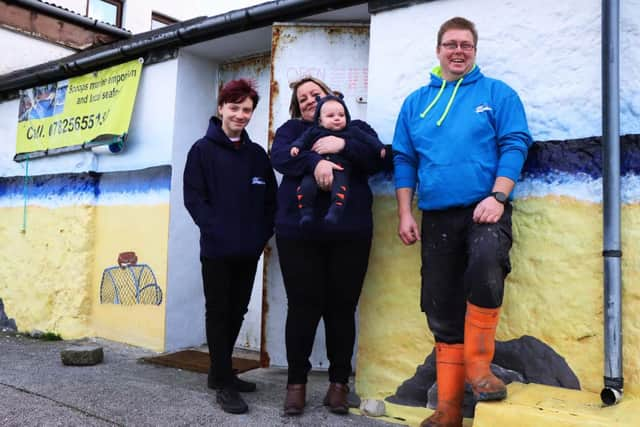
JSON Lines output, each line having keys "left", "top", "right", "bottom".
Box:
{"left": 440, "top": 42, "right": 475, "bottom": 52}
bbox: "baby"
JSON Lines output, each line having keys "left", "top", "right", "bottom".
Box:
{"left": 290, "top": 94, "right": 385, "bottom": 227}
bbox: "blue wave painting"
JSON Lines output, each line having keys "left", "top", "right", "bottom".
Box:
{"left": 370, "top": 134, "right": 640, "bottom": 204}
{"left": 0, "top": 166, "right": 171, "bottom": 207}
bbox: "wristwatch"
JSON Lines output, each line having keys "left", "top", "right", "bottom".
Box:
{"left": 491, "top": 191, "right": 508, "bottom": 205}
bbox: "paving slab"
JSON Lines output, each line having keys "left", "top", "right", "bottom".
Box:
{"left": 0, "top": 333, "right": 399, "bottom": 426}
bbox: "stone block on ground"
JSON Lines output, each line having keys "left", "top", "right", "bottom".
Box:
{"left": 60, "top": 345, "right": 104, "bottom": 366}
{"left": 360, "top": 398, "right": 386, "bottom": 417}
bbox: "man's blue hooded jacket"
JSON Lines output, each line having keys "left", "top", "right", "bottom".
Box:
{"left": 393, "top": 65, "right": 532, "bottom": 210}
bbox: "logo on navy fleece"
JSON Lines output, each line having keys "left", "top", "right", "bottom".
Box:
{"left": 251, "top": 177, "right": 266, "bottom": 185}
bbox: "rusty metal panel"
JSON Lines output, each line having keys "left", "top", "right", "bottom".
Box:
{"left": 265, "top": 23, "right": 370, "bottom": 369}
{"left": 268, "top": 22, "right": 370, "bottom": 149}
{"left": 218, "top": 53, "right": 271, "bottom": 353}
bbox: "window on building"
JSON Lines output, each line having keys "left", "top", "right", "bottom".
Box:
{"left": 87, "top": 0, "right": 123, "bottom": 27}
{"left": 151, "top": 12, "right": 177, "bottom": 30}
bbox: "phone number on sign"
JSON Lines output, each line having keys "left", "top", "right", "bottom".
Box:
{"left": 48, "top": 112, "right": 109, "bottom": 137}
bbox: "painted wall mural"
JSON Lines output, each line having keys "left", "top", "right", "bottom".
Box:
{"left": 0, "top": 166, "right": 171, "bottom": 350}
{"left": 99, "top": 251, "right": 163, "bottom": 306}
{"left": 388, "top": 335, "right": 580, "bottom": 418}
{"left": 360, "top": 134, "right": 640, "bottom": 416}
{"left": 357, "top": 136, "right": 640, "bottom": 426}
{"left": 358, "top": 0, "right": 640, "bottom": 424}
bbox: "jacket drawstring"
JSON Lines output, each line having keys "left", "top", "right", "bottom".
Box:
{"left": 420, "top": 80, "right": 446, "bottom": 118}
{"left": 436, "top": 77, "right": 464, "bottom": 126}
{"left": 420, "top": 77, "right": 465, "bottom": 126}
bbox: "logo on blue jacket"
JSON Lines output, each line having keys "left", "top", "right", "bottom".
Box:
{"left": 251, "top": 177, "right": 266, "bottom": 185}
{"left": 475, "top": 104, "right": 492, "bottom": 113}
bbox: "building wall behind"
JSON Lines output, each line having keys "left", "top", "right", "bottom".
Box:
{"left": 0, "top": 28, "right": 74, "bottom": 76}
{"left": 51, "top": 0, "right": 266, "bottom": 33}
{"left": 0, "top": 59, "right": 179, "bottom": 350}
{"left": 164, "top": 51, "right": 218, "bottom": 351}
{"left": 359, "top": 0, "right": 640, "bottom": 401}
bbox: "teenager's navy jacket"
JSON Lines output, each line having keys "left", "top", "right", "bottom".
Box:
{"left": 184, "top": 117, "right": 277, "bottom": 258}
{"left": 271, "top": 118, "right": 383, "bottom": 239}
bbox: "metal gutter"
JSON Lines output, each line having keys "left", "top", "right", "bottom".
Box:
{"left": 600, "top": 0, "right": 623, "bottom": 406}
{"left": 5, "top": 0, "right": 132, "bottom": 38}
{"left": 368, "top": 0, "right": 433, "bottom": 14}
{"left": 0, "top": 0, "right": 366, "bottom": 95}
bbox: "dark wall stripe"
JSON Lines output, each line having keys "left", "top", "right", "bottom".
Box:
{"left": 0, "top": 166, "right": 171, "bottom": 199}
{"left": 523, "top": 134, "right": 640, "bottom": 179}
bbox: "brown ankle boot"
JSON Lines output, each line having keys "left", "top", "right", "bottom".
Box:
{"left": 323, "top": 382, "right": 349, "bottom": 414}
{"left": 284, "top": 383, "right": 306, "bottom": 415}
{"left": 464, "top": 302, "right": 507, "bottom": 401}
{"left": 419, "top": 343, "right": 464, "bottom": 427}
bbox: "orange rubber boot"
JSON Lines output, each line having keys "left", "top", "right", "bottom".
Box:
{"left": 420, "top": 343, "right": 465, "bottom": 427}
{"left": 464, "top": 302, "right": 507, "bottom": 401}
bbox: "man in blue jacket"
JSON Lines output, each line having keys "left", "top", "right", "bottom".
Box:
{"left": 392, "top": 17, "right": 532, "bottom": 427}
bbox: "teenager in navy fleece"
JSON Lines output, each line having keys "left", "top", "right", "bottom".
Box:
{"left": 290, "top": 94, "right": 385, "bottom": 227}
{"left": 183, "top": 79, "right": 276, "bottom": 415}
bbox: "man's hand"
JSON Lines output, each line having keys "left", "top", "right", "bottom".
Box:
{"left": 314, "top": 159, "right": 343, "bottom": 191}
{"left": 472, "top": 196, "right": 504, "bottom": 223}
{"left": 398, "top": 212, "right": 420, "bottom": 245}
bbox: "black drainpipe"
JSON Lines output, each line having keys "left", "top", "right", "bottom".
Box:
{"left": 6, "top": 0, "right": 133, "bottom": 38}
{"left": 601, "top": 0, "right": 623, "bottom": 406}
{"left": 0, "top": 0, "right": 366, "bottom": 95}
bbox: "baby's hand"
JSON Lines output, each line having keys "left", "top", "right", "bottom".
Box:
{"left": 380, "top": 148, "right": 387, "bottom": 158}
{"left": 290, "top": 147, "right": 300, "bottom": 157}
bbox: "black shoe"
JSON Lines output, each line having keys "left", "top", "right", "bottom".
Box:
{"left": 208, "top": 375, "right": 256, "bottom": 393}
{"left": 216, "top": 387, "right": 248, "bottom": 414}
{"left": 233, "top": 375, "right": 257, "bottom": 393}
{"left": 207, "top": 375, "right": 219, "bottom": 390}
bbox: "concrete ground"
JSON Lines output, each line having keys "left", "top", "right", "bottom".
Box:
{"left": 0, "top": 332, "right": 399, "bottom": 426}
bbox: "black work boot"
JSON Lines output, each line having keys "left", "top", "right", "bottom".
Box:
{"left": 232, "top": 375, "right": 257, "bottom": 393}
{"left": 208, "top": 374, "right": 256, "bottom": 393}
{"left": 216, "top": 386, "right": 248, "bottom": 414}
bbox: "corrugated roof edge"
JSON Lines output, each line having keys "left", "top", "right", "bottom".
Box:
{"left": 0, "top": 0, "right": 367, "bottom": 97}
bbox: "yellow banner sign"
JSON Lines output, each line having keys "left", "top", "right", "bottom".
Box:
{"left": 15, "top": 59, "right": 143, "bottom": 160}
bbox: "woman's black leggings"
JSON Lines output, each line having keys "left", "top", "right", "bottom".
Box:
{"left": 276, "top": 235, "right": 372, "bottom": 384}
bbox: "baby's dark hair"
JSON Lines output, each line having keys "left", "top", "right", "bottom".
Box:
{"left": 313, "top": 93, "right": 351, "bottom": 126}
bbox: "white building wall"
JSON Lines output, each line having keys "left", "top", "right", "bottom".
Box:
{"left": 368, "top": 0, "right": 640, "bottom": 146}
{"left": 125, "top": 0, "right": 266, "bottom": 32}
{"left": 165, "top": 51, "right": 218, "bottom": 351}
{"left": 51, "top": 0, "right": 266, "bottom": 33}
{"left": 98, "top": 59, "right": 177, "bottom": 173}
{"left": 0, "top": 59, "right": 178, "bottom": 178}
{"left": 0, "top": 29, "right": 75, "bottom": 75}
{"left": 53, "top": 0, "right": 85, "bottom": 14}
